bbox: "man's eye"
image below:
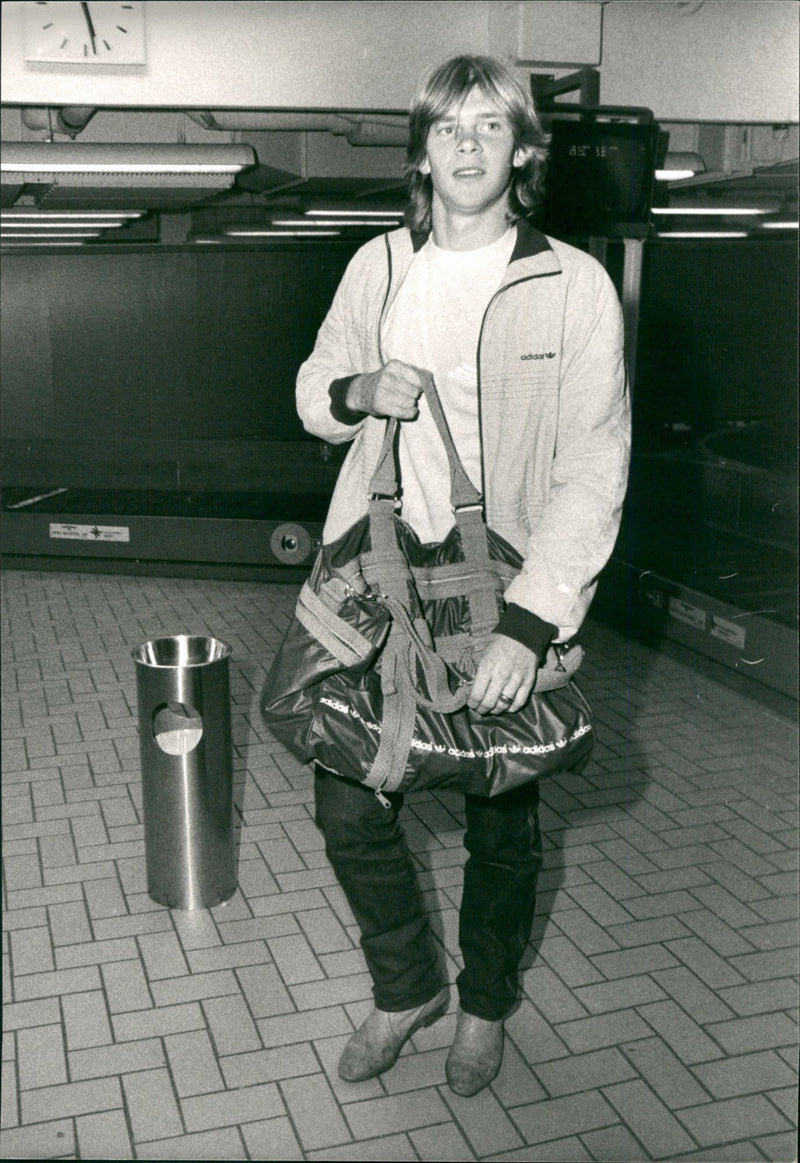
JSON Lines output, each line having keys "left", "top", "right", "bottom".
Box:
{"left": 437, "top": 125, "right": 454, "bottom": 135}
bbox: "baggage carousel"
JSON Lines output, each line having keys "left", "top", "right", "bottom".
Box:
{"left": 596, "top": 423, "right": 798, "bottom": 700}
{"left": 1, "top": 486, "right": 331, "bottom": 580}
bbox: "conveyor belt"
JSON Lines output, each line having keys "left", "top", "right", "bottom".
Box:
{"left": 618, "top": 527, "right": 797, "bottom": 630}
{"left": 605, "top": 482, "right": 798, "bottom": 698}
{"left": 1, "top": 487, "right": 331, "bottom": 570}
{"left": 598, "top": 557, "right": 798, "bottom": 700}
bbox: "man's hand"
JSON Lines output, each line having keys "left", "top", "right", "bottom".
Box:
{"left": 346, "top": 360, "right": 426, "bottom": 420}
{"left": 467, "top": 635, "right": 539, "bottom": 715}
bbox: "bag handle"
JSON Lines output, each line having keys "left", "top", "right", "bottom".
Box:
{"left": 359, "top": 373, "right": 502, "bottom": 796}
{"left": 367, "top": 373, "right": 482, "bottom": 511}
{"left": 365, "top": 373, "right": 500, "bottom": 643}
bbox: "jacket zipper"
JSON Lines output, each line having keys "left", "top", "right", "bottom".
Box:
{"left": 475, "top": 269, "right": 561, "bottom": 502}
{"left": 377, "top": 234, "right": 394, "bottom": 365}
{"left": 379, "top": 234, "right": 560, "bottom": 501}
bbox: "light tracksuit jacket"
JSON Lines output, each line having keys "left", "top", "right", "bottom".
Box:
{"left": 296, "top": 218, "right": 630, "bottom": 646}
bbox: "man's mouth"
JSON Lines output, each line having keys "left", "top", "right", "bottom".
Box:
{"left": 453, "top": 167, "right": 485, "bottom": 177}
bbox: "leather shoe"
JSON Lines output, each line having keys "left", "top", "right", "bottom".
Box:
{"left": 446, "top": 1007, "right": 504, "bottom": 1097}
{"left": 338, "top": 987, "right": 449, "bottom": 1082}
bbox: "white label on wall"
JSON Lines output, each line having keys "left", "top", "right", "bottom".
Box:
{"left": 50, "top": 523, "right": 130, "bottom": 543}
{"left": 710, "top": 615, "right": 747, "bottom": 650}
{"left": 668, "top": 596, "right": 706, "bottom": 631}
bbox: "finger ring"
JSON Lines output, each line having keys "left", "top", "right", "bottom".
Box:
{"left": 498, "top": 693, "right": 513, "bottom": 703}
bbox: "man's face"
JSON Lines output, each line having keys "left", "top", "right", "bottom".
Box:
{"left": 421, "top": 86, "right": 526, "bottom": 221}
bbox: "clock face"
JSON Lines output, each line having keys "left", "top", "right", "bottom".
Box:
{"left": 23, "top": 2, "right": 146, "bottom": 65}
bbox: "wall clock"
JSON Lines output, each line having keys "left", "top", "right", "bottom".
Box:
{"left": 23, "top": 2, "right": 147, "bottom": 65}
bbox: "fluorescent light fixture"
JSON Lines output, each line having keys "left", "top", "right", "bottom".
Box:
{"left": 0, "top": 232, "right": 100, "bottom": 239}
{"left": 10, "top": 163, "right": 242, "bottom": 174}
{"left": 225, "top": 229, "right": 341, "bottom": 237}
{"left": 659, "top": 231, "right": 749, "bottom": 239}
{"left": 1, "top": 143, "right": 255, "bottom": 175}
{"left": 1, "top": 210, "right": 144, "bottom": 219}
{"left": 306, "top": 209, "right": 404, "bottom": 218}
{"left": 762, "top": 220, "right": 798, "bottom": 229}
{"left": 1, "top": 220, "right": 127, "bottom": 229}
{"left": 273, "top": 217, "right": 399, "bottom": 228}
{"left": 653, "top": 206, "right": 774, "bottom": 216}
{"left": 655, "top": 152, "right": 706, "bottom": 182}
{"left": 1, "top": 241, "right": 86, "bottom": 247}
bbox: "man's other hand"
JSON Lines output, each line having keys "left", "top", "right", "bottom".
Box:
{"left": 467, "top": 635, "right": 539, "bottom": 715}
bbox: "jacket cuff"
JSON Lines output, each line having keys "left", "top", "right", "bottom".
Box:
{"left": 494, "top": 603, "right": 556, "bottom": 660}
{"left": 329, "top": 376, "right": 366, "bottom": 426}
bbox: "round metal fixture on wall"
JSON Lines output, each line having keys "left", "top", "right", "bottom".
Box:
{"left": 270, "top": 522, "right": 313, "bottom": 565}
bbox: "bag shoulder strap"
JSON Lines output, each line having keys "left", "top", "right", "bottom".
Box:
{"left": 367, "top": 374, "right": 481, "bottom": 511}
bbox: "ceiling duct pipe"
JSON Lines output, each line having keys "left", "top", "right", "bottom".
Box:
{"left": 186, "top": 111, "right": 408, "bottom": 147}
{"left": 344, "top": 120, "right": 408, "bottom": 147}
{"left": 21, "top": 107, "right": 97, "bottom": 138}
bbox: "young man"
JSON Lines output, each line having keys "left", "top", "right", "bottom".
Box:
{"left": 294, "top": 55, "right": 630, "bottom": 1096}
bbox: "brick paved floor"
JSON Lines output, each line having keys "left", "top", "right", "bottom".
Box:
{"left": 1, "top": 568, "right": 797, "bottom": 1162}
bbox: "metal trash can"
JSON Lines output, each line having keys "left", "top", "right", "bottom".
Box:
{"left": 132, "top": 635, "right": 236, "bottom": 910}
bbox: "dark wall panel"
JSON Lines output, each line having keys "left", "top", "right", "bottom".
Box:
{"left": 1, "top": 245, "right": 354, "bottom": 447}
{"left": 0, "top": 260, "right": 56, "bottom": 437}
{"left": 635, "top": 239, "right": 798, "bottom": 459}
{"left": 3, "top": 238, "right": 797, "bottom": 495}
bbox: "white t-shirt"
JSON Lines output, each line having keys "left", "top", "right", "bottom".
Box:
{"left": 381, "top": 226, "right": 516, "bottom": 543}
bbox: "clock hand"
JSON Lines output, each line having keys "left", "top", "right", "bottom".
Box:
{"left": 81, "top": 2, "right": 98, "bottom": 55}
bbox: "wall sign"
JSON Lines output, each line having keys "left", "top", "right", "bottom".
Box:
{"left": 50, "top": 523, "right": 130, "bottom": 542}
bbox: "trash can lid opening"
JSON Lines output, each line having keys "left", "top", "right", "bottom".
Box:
{"left": 132, "top": 635, "right": 232, "bottom": 668}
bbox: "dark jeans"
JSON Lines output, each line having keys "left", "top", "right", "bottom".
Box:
{"left": 314, "top": 765, "right": 542, "bottom": 1022}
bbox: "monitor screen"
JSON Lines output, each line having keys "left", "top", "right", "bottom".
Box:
{"left": 538, "top": 118, "right": 661, "bottom": 237}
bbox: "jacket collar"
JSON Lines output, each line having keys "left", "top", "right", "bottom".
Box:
{"left": 509, "top": 217, "right": 552, "bottom": 262}
{"left": 401, "top": 217, "right": 560, "bottom": 273}
{"left": 380, "top": 218, "right": 561, "bottom": 357}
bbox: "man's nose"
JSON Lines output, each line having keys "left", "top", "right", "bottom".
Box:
{"left": 455, "top": 124, "right": 480, "bottom": 150}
